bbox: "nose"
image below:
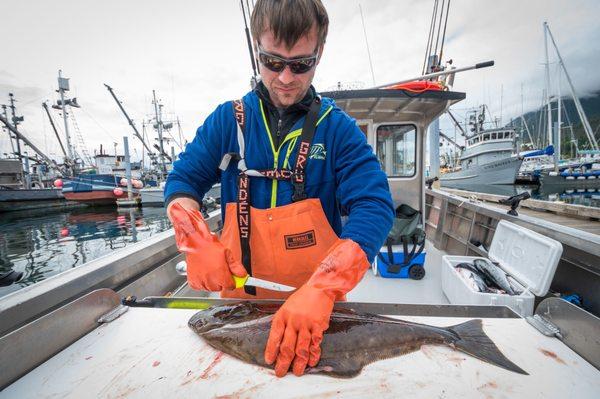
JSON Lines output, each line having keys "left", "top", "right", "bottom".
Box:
{"left": 277, "top": 65, "right": 295, "bottom": 85}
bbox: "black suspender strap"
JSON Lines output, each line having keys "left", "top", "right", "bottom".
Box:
{"left": 292, "top": 97, "right": 321, "bottom": 202}
{"left": 237, "top": 173, "right": 254, "bottom": 295}
{"left": 231, "top": 99, "right": 255, "bottom": 295}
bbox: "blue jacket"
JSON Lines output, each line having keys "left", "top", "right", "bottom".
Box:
{"left": 165, "top": 90, "right": 394, "bottom": 262}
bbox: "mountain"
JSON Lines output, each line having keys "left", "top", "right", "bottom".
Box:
{"left": 511, "top": 92, "right": 600, "bottom": 155}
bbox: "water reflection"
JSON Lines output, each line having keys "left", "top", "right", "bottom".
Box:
{"left": 453, "top": 184, "right": 600, "bottom": 208}
{"left": 0, "top": 206, "right": 171, "bottom": 298}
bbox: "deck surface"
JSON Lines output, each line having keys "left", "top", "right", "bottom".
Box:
{"left": 348, "top": 241, "right": 449, "bottom": 304}
{"left": 2, "top": 307, "right": 598, "bottom": 398}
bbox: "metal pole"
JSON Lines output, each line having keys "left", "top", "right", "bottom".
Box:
{"left": 23, "top": 151, "right": 31, "bottom": 189}
{"left": 359, "top": 3, "right": 376, "bottom": 86}
{"left": 1, "top": 105, "right": 16, "bottom": 154}
{"left": 546, "top": 22, "right": 598, "bottom": 151}
{"left": 0, "top": 114, "right": 61, "bottom": 171}
{"left": 58, "top": 70, "right": 75, "bottom": 160}
{"left": 429, "top": 118, "right": 440, "bottom": 178}
{"left": 8, "top": 93, "right": 23, "bottom": 161}
{"left": 543, "top": 22, "right": 554, "bottom": 167}
{"left": 557, "top": 68, "right": 562, "bottom": 165}
{"left": 240, "top": 0, "right": 258, "bottom": 85}
{"left": 152, "top": 90, "right": 166, "bottom": 175}
{"left": 42, "top": 102, "right": 68, "bottom": 159}
{"left": 372, "top": 61, "right": 494, "bottom": 89}
{"left": 104, "top": 84, "right": 155, "bottom": 158}
{"left": 123, "top": 136, "right": 133, "bottom": 200}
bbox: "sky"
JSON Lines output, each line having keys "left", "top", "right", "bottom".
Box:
{"left": 1, "top": 0, "right": 599, "bottom": 164}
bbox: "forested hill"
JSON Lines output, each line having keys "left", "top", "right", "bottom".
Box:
{"left": 511, "top": 92, "right": 600, "bottom": 152}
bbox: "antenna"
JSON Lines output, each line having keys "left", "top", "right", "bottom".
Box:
{"left": 359, "top": 4, "right": 376, "bottom": 86}
{"left": 240, "top": 0, "right": 259, "bottom": 87}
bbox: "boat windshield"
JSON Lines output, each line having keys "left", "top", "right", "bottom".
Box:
{"left": 376, "top": 124, "right": 416, "bottom": 177}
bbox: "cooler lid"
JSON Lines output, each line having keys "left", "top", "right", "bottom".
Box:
{"left": 489, "top": 220, "right": 563, "bottom": 296}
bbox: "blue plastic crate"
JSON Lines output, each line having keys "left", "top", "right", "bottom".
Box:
{"left": 374, "top": 248, "right": 426, "bottom": 279}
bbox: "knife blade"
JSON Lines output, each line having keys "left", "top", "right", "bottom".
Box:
{"left": 175, "top": 261, "right": 296, "bottom": 292}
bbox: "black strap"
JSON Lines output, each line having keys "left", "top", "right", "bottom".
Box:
{"left": 292, "top": 98, "right": 321, "bottom": 202}
{"left": 237, "top": 173, "right": 255, "bottom": 295}
{"left": 231, "top": 99, "right": 255, "bottom": 295}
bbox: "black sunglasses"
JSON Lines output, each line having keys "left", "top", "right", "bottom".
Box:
{"left": 257, "top": 45, "right": 318, "bottom": 74}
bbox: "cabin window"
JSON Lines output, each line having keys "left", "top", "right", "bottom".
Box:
{"left": 491, "top": 133, "right": 497, "bottom": 140}
{"left": 376, "top": 124, "right": 416, "bottom": 177}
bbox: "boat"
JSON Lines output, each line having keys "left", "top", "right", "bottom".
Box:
{"left": 539, "top": 165, "right": 600, "bottom": 188}
{"left": 1, "top": 81, "right": 598, "bottom": 397}
{"left": 440, "top": 127, "right": 522, "bottom": 188}
{"left": 439, "top": 105, "right": 523, "bottom": 188}
{"left": 61, "top": 173, "right": 127, "bottom": 205}
{"left": 140, "top": 183, "right": 222, "bottom": 207}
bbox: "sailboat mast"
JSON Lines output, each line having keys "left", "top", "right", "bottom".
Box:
{"left": 543, "top": 23, "right": 553, "bottom": 149}
{"left": 557, "top": 66, "right": 562, "bottom": 162}
{"left": 545, "top": 22, "right": 598, "bottom": 151}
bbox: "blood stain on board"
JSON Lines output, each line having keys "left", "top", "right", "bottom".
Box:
{"left": 152, "top": 361, "right": 161, "bottom": 367}
{"left": 539, "top": 348, "right": 566, "bottom": 364}
{"left": 198, "top": 352, "right": 224, "bottom": 379}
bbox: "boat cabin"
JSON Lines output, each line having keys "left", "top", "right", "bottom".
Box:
{"left": 321, "top": 88, "right": 464, "bottom": 212}
{"left": 465, "top": 128, "right": 515, "bottom": 147}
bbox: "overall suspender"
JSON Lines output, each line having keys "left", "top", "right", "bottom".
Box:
{"left": 220, "top": 97, "right": 321, "bottom": 295}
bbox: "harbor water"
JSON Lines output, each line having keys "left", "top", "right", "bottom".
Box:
{"left": 0, "top": 206, "right": 172, "bottom": 299}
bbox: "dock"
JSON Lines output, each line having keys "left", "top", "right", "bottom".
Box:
{"left": 441, "top": 188, "right": 600, "bottom": 236}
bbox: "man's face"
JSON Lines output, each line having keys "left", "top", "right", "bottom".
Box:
{"left": 256, "top": 27, "right": 321, "bottom": 108}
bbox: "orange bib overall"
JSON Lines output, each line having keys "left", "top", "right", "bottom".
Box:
{"left": 219, "top": 98, "right": 338, "bottom": 299}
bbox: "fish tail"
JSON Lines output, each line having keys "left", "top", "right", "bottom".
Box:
{"left": 449, "top": 319, "right": 528, "bottom": 375}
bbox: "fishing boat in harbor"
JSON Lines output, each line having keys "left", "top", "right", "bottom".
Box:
{"left": 439, "top": 106, "right": 523, "bottom": 188}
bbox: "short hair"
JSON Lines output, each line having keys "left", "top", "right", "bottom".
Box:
{"left": 250, "top": 0, "right": 329, "bottom": 50}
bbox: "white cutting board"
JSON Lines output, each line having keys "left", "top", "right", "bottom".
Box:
{"left": 2, "top": 307, "right": 598, "bottom": 399}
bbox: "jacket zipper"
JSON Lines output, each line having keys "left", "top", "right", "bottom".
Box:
{"left": 275, "top": 118, "right": 283, "bottom": 148}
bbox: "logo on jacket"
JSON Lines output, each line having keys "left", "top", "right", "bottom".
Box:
{"left": 284, "top": 230, "right": 316, "bottom": 250}
{"left": 309, "top": 143, "right": 327, "bottom": 160}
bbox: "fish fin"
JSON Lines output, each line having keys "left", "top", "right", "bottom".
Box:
{"left": 450, "top": 319, "right": 528, "bottom": 375}
{"left": 307, "top": 359, "right": 364, "bottom": 379}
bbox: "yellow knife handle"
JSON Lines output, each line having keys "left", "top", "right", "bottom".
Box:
{"left": 233, "top": 275, "right": 248, "bottom": 289}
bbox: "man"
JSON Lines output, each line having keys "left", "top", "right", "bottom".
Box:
{"left": 165, "top": 0, "right": 393, "bottom": 378}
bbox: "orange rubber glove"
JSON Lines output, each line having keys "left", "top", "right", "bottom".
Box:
{"left": 169, "top": 202, "right": 246, "bottom": 291}
{"left": 264, "top": 239, "right": 370, "bottom": 377}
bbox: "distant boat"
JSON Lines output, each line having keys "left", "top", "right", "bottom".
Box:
{"left": 440, "top": 127, "right": 522, "bottom": 188}
{"left": 61, "top": 174, "right": 125, "bottom": 205}
{"left": 139, "top": 183, "right": 222, "bottom": 207}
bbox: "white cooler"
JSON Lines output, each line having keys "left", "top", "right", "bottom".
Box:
{"left": 442, "top": 220, "right": 563, "bottom": 317}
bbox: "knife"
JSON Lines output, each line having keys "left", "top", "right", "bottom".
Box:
{"left": 175, "top": 261, "right": 296, "bottom": 292}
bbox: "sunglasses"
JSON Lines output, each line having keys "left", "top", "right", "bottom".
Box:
{"left": 257, "top": 45, "right": 319, "bottom": 74}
